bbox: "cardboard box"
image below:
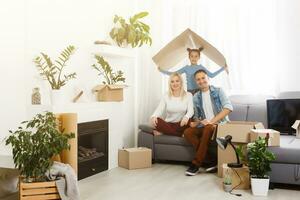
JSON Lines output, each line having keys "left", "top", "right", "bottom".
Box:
{"left": 118, "top": 147, "right": 152, "bottom": 170}
{"left": 217, "top": 121, "right": 264, "bottom": 143}
{"left": 152, "top": 28, "right": 227, "bottom": 69}
{"left": 93, "top": 84, "right": 127, "bottom": 102}
{"left": 292, "top": 120, "right": 300, "bottom": 139}
{"left": 222, "top": 164, "right": 250, "bottom": 190}
{"left": 250, "top": 129, "right": 280, "bottom": 146}
{"left": 218, "top": 143, "right": 247, "bottom": 177}
{"left": 217, "top": 121, "right": 264, "bottom": 176}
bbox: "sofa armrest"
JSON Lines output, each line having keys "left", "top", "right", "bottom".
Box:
{"left": 139, "top": 124, "right": 154, "bottom": 134}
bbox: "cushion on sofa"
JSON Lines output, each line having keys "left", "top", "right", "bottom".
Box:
{"left": 139, "top": 124, "right": 154, "bottom": 134}
{"left": 154, "top": 135, "right": 192, "bottom": 146}
{"left": 247, "top": 104, "right": 268, "bottom": 128}
{"left": 229, "top": 104, "right": 248, "bottom": 121}
{"left": 268, "top": 136, "right": 300, "bottom": 164}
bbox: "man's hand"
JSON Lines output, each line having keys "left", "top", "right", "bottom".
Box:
{"left": 151, "top": 117, "right": 158, "bottom": 127}
{"left": 200, "top": 119, "right": 212, "bottom": 126}
{"left": 180, "top": 117, "right": 189, "bottom": 127}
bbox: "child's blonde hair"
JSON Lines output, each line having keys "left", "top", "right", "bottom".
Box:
{"left": 168, "top": 73, "right": 186, "bottom": 99}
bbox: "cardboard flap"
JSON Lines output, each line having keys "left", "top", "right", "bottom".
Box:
{"left": 93, "top": 84, "right": 128, "bottom": 92}
{"left": 123, "top": 147, "right": 150, "bottom": 153}
{"left": 152, "top": 28, "right": 227, "bottom": 70}
{"left": 292, "top": 120, "right": 300, "bottom": 130}
{"left": 107, "top": 84, "right": 128, "bottom": 90}
{"left": 250, "top": 129, "right": 279, "bottom": 138}
{"left": 254, "top": 122, "right": 265, "bottom": 129}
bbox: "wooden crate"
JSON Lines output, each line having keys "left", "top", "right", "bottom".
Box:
{"left": 19, "top": 178, "right": 61, "bottom": 200}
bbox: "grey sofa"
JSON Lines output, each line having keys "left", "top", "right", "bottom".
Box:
{"left": 138, "top": 92, "right": 300, "bottom": 185}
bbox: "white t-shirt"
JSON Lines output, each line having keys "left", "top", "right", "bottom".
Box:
{"left": 151, "top": 92, "right": 194, "bottom": 123}
{"left": 202, "top": 90, "right": 215, "bottom": 120}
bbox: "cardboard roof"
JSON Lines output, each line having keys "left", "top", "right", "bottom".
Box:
{"left": 152, "top": 28, "right": 227, "bottom": 70}
{"left": 93, "top": 84, "right": 128, "bottom": 92}
{"left": 292, "top": 120, "right": 300, "bottom": 129}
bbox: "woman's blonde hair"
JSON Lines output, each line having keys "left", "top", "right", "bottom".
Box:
{"left": 168, "top": 73, "right": 186, "bottom": 99}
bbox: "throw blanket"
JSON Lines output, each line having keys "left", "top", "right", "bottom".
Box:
{"left": 45, "top": 162, "right": 80, "bottom": 200}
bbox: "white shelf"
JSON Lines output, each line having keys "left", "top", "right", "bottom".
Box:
{"left": 93, "top": 44, "right": 136, "bottom": 58}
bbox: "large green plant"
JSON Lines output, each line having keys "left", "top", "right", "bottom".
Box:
{"left": 33, "top": 45, "right": 77, "bottom": 90}
{"left": 247, "top": 137, "right": 276, "bottom": 178}
{"left": 92, "top": 55, "right": 125, "bottom": 85}
{"left": 109, "top": 12, "right": 152, "bottom": 48}
{"left": 5, "top": 112, "right": 75, "bottom": 182}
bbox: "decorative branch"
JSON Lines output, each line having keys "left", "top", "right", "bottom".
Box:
{"left": 33, "top": 45, "right": 77, "bottom": 90}
{"left": 91, "top": 55, "right": 125, "bottom": 85}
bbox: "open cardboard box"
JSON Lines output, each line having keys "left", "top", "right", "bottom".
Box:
{"left": 250, "top": 129, "right": 280, "bottom": 146}
{"left": 152, "top": 28, "right": 227, "bottom": 70}
{"left": 217, "top": 121, "right": 264, "bottom": 177}
{"left": 93, "top": 84, "right": 127, "bottom": 102}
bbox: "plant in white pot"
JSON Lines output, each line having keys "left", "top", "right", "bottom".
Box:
{"left": 248, "top": 137, "right": 275, "bottom": 196}
{"left": 33, "top": 45, "right": 76, "bottom": 105}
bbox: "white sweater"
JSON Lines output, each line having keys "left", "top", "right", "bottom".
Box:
{"left": 151, "top": 92, "right": 194, "bottom": 123}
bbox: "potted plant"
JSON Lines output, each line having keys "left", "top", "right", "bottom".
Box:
{"left": 223, "top": 169, "right": 232, "bottom": 192}
{"left": 109, "top": 11, "right": 152, "bottom": 48}
{"left": 91, "top": 55, "right": 126, "bottom": 101}
{"left": 5, "top": 112, "right": 75, "bottom": 183}
{"left": 247, "top": 137, "right": 275, "bottom": 196}
{"left": 33, "top": 45, "right": 77, "bottom": 105}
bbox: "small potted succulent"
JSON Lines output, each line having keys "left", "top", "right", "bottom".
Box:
{"left": 33, "top": 45, "right": 77, "bottom": 105}
{"left": 109, "top": 12, "right": 152, "bottom": 48}
{"left": 248, "top": 137, "right": 275, "bottom": 196}
{"left": 223, "top": 169, "right": 232, "bottom": 192}
{"left": 91, "top": 55, "right": 126, "bottom": 101}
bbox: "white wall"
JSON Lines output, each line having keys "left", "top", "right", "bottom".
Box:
{"left": 0, "top": 1, "right": 26, "bottom": 155}
{"left": 0, "top": 0, "right": 136, "bottom": 169}
{"left": 277, "top": 0, "right": 300, "bottom": 92}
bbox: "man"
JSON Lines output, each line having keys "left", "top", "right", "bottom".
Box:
{"left": 184, "top": 69, "right": 233, "bottom": 176}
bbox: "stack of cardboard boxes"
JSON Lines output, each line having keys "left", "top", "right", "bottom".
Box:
{"left": 217, "top": 121, "right": 280, "bottom": 190}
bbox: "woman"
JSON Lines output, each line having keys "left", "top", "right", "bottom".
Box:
{"left": 150, "top": 73, "right": 194, "bottom": 137}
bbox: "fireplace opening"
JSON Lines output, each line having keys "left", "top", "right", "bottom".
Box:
{"left": 78, "top": 119, "right": 108, "bottom": 180}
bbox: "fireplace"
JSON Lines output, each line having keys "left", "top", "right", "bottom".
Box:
{"left": 77, "top": 119, "right": 108, "bottom": 180}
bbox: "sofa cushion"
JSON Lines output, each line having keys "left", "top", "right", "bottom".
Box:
{"left": 229, "top": 104, "right": 248, "bottom": 121}
{"left": 154, "top": 135, "right": 192, "bottom": 146}
{"left": 139, "top": 124, "right": 154, "bottom": 134}
{"left": 247, "top": 104, "right": 268, "bottom": 128}
{"left": 268, "top": 136, "right": 300, "bottom": 164}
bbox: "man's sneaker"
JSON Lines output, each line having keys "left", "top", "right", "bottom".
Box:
{"left": 185, "top": 164, "right": 199, "bottom": 176}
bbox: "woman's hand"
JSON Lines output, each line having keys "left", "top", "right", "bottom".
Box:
{"left": 151, "top": 117, "right": 158, "bottom": 127}
{"left": 180, "top": 117, "right": 189, "bottom": 127}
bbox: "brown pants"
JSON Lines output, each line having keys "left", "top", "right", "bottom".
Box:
{"left": 183, "top": 124, "right": 216, "bottom": 166}
{"left": 155, "top": 118, "right": 190, "bottom": 137}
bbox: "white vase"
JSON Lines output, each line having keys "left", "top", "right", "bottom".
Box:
{"left": 51, "top": 89, "right": 64, "bottom": 105}
{"left": 251, "top": 176, "right": 270, "bottom": 196}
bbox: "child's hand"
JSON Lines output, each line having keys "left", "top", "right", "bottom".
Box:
{"left": 224, "top": 63, "right": 229, "bottom": 74}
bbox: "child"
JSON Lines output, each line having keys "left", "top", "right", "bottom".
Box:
{"left": 159, "top": 47, "right": 228, "bottom": 94}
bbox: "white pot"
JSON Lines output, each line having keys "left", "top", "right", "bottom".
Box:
{"left": 51, "top": 89, "right": 64, "bottom": 105}
{"left": 251, "top": 176, "right": 270, "bottom": 196}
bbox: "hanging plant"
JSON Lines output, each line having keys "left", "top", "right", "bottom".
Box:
{"left": 109, "top": 11, "right": 152, "bottom": 48}
{"left": 33, "top": 45, "right": 77, "bottom": 90}
{"left": 91, "top": 55, "right": 125, "bottom": 85}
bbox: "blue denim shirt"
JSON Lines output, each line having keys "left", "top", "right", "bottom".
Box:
{"left": 193, "top": 85, "right": 233, "bottom": 125}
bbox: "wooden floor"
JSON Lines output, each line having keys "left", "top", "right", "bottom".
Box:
{"left": 79, "top": 163, "right": 300, "bottom": 200}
